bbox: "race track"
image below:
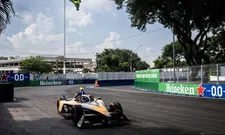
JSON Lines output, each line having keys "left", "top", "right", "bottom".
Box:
{"left": 1, "top": 85, "right": 225, "bottom": 135}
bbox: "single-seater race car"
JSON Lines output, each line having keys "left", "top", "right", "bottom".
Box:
{"left": 57, "top": 92, "right": 130, "bottom": 128}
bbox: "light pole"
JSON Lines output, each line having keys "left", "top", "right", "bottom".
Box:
{"left": 123, "top": 45, "right": 142, "bottom": 72}
{"left": 63, "top": 0, "right": 66, "bottom": 74}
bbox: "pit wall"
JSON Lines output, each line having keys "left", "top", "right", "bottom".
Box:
{"left": 134, "top": 81, "right": 225, "bottom": 99}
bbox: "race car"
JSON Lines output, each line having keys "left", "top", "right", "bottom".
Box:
{"left": 56, "top": 93, "right": 130, "bottom": 128}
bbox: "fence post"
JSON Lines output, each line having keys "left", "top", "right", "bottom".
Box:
{"left": 162, "top": 69, "right": 164, "bottom": 83}
{"left": 201, "top": 65, "right": 203, "bottom": 84}
{"left": 187, "top": 66, "right": 189, "bottom": 84}
{"left": 217, "top": 64, "right": 219, "bottom": 85}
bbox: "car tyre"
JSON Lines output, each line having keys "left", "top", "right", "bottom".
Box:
{"left": 71, "top": 105, "right": 83, "bottom": 125}
{"left": 109, "top": 102, "right": 123, "bottom": 113}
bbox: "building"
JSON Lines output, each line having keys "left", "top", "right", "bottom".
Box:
{"left": 0, "top": 56, "right": 95, "bottom": 74}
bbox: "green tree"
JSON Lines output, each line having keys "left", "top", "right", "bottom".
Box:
{"left": 9, "top": 56, "right": 15, "bottom": 60}
{"left": 153, "top": 56, "right": 172, "bottom": 69}
{"left": 20, "top": 56, "right": 53, "bottom": 79}
{"left": 96, "top": 48, "right": 149, "bottom": 72}
{"left": 206, "top": 28, "right": 225, "bottom": 64}
{"left": 0, "top": 0, "right": 15, "bottom": 34}
{"left": 112, "top": 0, "right": 225, "bottom": 66}
{"left": 82, "top": 68, "right": 90, "bottom": 73}
{"left": 0, "top": 56, "right": 8, "bottom": 60}
{"left": 154, "top": 41, "right": 187, "bottom": 68}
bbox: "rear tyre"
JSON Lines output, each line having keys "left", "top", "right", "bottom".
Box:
{"left": 71, "top": 105, "right": 83, "bottom": 125}
{"left": 109, "top": 102, "right": 123, "bottom": 113}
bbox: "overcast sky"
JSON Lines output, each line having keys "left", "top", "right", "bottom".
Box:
{"left": 0, "top": 0, "right": 174, "bottom": 66}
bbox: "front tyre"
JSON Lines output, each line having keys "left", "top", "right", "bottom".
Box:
{"left": 109, "top": 102, "right": 123, "bottom": 113}
{"left": 71, "top": 105, "right": 83, "bottom": 125}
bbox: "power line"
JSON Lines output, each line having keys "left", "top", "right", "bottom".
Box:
{"left": 0, "top": 27, "right": 165, "bottom": 51}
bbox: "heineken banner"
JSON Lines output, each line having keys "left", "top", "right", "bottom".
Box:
{"left": 158, "top": 83, "right": 198, "bottom": 95}
{"left": 135, "top": 69, "right": 160, "bottom": 83}
{"left": 40, "top": 80, "right": 63, "bottom": 86}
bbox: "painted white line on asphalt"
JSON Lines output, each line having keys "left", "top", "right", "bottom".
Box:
{"left": 91, "top": 87, "right": 225, "bottom": 100}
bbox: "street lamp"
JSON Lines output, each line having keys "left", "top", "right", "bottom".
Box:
{"left": 63, "top": 0, "right": 67, "bottom": 74}
{"left": 123, "top": 45, "right": 142, "bottom": 72}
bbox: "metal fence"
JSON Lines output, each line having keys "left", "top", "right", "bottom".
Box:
{"left": 30, "top": 73, "right": 98, "bottom": 81}
{"left": 97, "top": 72, "right": 135, "bottom": 81}
{"left": 160, "top": 63, "right": 225, "bottom": 84}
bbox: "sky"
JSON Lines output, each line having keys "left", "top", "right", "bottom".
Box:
{"left": 0, "top": 0, "right": 174, "bottom": 67}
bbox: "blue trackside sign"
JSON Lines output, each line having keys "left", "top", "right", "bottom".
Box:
{"left": 201, "top": 84, "right": 225, "bottom": 98}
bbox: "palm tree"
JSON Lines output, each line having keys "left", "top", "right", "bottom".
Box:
{"left": 0, "top": 0, "right": 15, "bottom": 34}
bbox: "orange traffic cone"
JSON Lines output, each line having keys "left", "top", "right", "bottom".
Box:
{"left": 95, "top": 80, "right": 99, "bottom": 87}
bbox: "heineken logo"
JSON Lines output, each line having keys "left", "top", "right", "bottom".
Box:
{"left": 40, "top": 81, "right": 62, "bottom": 86}
{"left": 166, "top": 84, "right": 195, "bottom": 95}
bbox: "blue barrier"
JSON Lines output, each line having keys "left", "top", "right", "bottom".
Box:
{"left": 83, "top": 79, "right": 96, "bottom": 84}
{"left": 201, "top": 84, "right": 225, "bottom": 98}
{"left": 98, "top": 80, "right": 134, "bottom": 86}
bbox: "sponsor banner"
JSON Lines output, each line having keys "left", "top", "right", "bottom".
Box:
{"left": 0, "top": 73, "right": 30, "bottom": 82}
{"left": 201, "top": 84, "right": 225, "bottom": 98}
{"left": 159, "top": 83, "right": 198, "bottom": 95}
{"left": 134, "top": 81, "right": 158, "bottom": 90}
{"left": 29, "top": 81, "right": 40, "bottom": 86}
{"left": 135, "top": 69, "right": 160, "bottom": 83}
{"left": 40, "top": 80, "right": 63, "bottom": 86}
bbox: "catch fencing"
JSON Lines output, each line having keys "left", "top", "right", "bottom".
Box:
{"left": 97, "top": 72, "right": 135, "bottom": 81}
{"left": 27, "top": 72, "right": 135, "bottom": 81}
{"left": 159, "top": 63, "right": 225, "bottom": 84}
{"left": 30, "top": 73, "right": 98, "bottom": 81}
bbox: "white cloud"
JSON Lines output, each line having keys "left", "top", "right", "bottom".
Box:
{"left": 66, "top": 6, "right": 93, "bottom": 27}
{"left": 57, "top": 41, "right": 94, "bottom": 58}
{"left": 7, "top": 12, "right": 64, "bottom": 55}
{"left": 65, "top": 0, "right": 116, "bottom": 28}
{"left": 17, "top": 11, "right": 35, "bottom": 25}
{"left": 96, "top": 32, "right": 121, "bottom": 51}
{"left": 82, "top": 0, "right": 113, "bottom": 11}
{"left": 67, "top": 28, "right": 77, "bottom": 33}
{"left": 145, "top": 47, "right": 151, "bottom": 56}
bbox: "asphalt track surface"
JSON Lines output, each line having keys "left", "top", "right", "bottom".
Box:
{"left": 1, "top": 85, "right": 225, "bottom": 135}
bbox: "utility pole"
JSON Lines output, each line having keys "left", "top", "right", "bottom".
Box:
{"left": 63, "top": 0, "right": 66, "bottom": 74}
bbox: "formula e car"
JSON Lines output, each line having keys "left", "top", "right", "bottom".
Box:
{"left": 57, "top": 93, "right": 130, "bottom": 128}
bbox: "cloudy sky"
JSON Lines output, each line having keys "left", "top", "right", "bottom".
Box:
{"left": 0, "top": 0, "right": 174, "bottom": 66}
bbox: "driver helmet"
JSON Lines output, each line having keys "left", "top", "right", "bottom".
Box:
{"left": 80, "top": 87, "right": 84, "bottom": 91}
{"left": 81, "top": 95, "right": 89, "bottom": 102}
